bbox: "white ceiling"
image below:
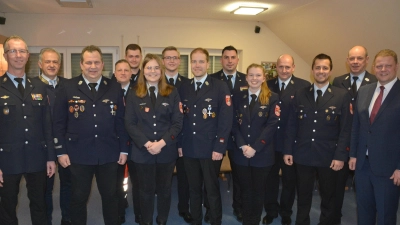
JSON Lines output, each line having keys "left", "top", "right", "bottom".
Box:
{"left": 1, "top": 0, "right": 399, "bottom": 76}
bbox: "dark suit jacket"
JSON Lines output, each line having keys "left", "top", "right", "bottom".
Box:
{"left": 0, "top": 74, "right": 54, "bottom": 174}
{"left": 284, "top": 84, "right": 352, "bottom": 167}
{"left": 231, "top": 91, "right": 279, "bottom": 167}
{"left": 350, "top": 80, "right": 400, "bottom": 177}
{"left": 178, "top": 75, "right": 233, "bottom": 158}
{"left": 267, "top": 75, "right": 310, "bottom": 152}
{"left": 332, "top": 71, "right": 377, "bottom": 102}
{"left": 210, "top": 69, "right": 248, "bottom": 150}
{"left": 125, "top": 87, "right": 183, "bottom": 164}
{"left": 53, "top": 75, "right": 129, "bottom": 165}
{"left": 33, "top": 75, "right": 67, "bottom": 115}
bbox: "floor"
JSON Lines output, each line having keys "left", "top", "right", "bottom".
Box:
{"left": 15, "top": 172, "right": 399, "bottom": 225}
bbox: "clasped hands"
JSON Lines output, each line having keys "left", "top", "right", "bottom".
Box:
{"left": 241, "top": 145, "right": 256, "bottom": 158}
{"left": 144, "top": 139, "right": 166, "bottom": 155}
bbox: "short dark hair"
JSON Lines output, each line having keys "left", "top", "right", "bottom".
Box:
{"left": 162, "top": 46, "right": 180, "bottom": 57}
{"left": 81, "top": 45, "right": 103, "bottom": 63}
{"left": 115, "top": 59, "right": 130, "bottom": 68}
{"left": 222, "top": 45, "right": 238, "bottom": 55}
{"left": 125, "top": 44, "right": 142, "bottom": 55}
{"left": 312, "top": 53, "right": 332, "bottom": 71}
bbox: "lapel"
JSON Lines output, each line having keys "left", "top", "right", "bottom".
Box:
{"left": 95, "top": 78, "right": 109, "bottom": 102}
{"left": 306, "top": 85, "right": 316, "bottom": 108}
{"left": 23, "top": 78, "right": 35, "bottom": 101}
{"left": 360, "top": 72, "right": 375, "bottom": 86}
{"left": 240, "top": 95, "right": 251, "bottom": 121}
{"left": 269, "top": 78, "right": 280, "bottom": 94}
{"left": 281, "top": 76, "right": 297, "bottom": 99}
{"left": 154, "top": 91, "right": 164, "bottom": 110}
{"left": 318, "top": 85, "right": 334, "bottom": 109}
{"left": 77, "top": 75, "right": 95, "bottom": 101}
{"left": 250, "top": 100, "right": 261, "bottom": 120}
{"left": 372, "top": 79, "right": 400, "bottom": 124}
{"left": 233, "top": 72, "right": 246, "bottom": 92}
{"left": 1, "top": 74, "right": 22, "bottom": 99}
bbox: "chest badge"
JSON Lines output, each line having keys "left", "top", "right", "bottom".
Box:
{"left": 3, "top": 106, "right": 9, "bottom": 115}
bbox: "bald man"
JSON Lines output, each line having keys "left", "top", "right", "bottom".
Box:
{"left": 264, "top": 54, "right": 310, "bottom": 225}
{"left": 332, "top": 45, "right": 377, "bottom": 225}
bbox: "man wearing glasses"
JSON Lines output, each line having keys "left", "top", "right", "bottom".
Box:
{"left": 0, "top": 35, "right": 56, "bottom": 225}
{"left": 162, "top": 46, "right": 191, "bottom": 223}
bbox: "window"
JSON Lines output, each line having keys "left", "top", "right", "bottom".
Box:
{"left": 26, "top": 46, "right": 119, "bottom": 79}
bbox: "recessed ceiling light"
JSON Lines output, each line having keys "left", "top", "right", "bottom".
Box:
{"left": 231, "top": 6, "right": 267, "bottom": 15}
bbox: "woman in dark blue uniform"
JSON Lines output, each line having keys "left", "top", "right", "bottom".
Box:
{"left": 125, "top": 54, "right": 183, "bottom": 225}
{"left": 232, "top": 63, "right": 279, "bottom": 225}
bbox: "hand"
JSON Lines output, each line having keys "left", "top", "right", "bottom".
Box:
{"left": 147, "top": 139, "right": 166, "bottom": 155}
{"left": 212, "top": 151, "right": 223, "bottom": 160}
{"left": 0, "top": 169, "right": 3, "bottom": 187}
{"left": 349, "top": 157, "right": 357, "bottom": 170}
{"left": 330, "top": 160, "right": 344, "bottom": 171}
{"left": 243, "top": 146, "right": 256, "bottom": 158}
{"left": 283, "top": 155, "right": 293, "bottom": 166}
{"left": 118, "top": 154, "right": 127, "bottom": 165}
{"left": 390, "top": 169, "right": 400, "bottom": 186}
{"left": 144, "top": 141, "right": 153, "bottom": 149}
{"left": 178, "top": 148, "right": 183, "bottom": 157}
{"left": 58, "top": 155, "right": 71, "bottom": 168}
{"left": 47, "top": 161, "right": 56, "bottom": 178}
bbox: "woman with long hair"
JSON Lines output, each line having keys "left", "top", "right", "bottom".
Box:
{"left": 125, "top": 53, "right": 183, "bottom": 225}
{"left": 232, "top": 63, "right": 279, "bottom": 225}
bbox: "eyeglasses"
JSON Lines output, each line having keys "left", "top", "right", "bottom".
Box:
{"left": 163, "top": 56, "right": 180, "bottom": 61}
{"left": 145, "top": 66, "right": 160, "bottom": 71}
{"left": 5, "top": 49, "right": 29, "bottom": 55}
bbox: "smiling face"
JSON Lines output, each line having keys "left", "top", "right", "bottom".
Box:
{"left": 374, "top": 56, "right": 398, "bottom": 85}
{"left": 246, "top": 66, "right": 266, "bottom": 92}
{"left": 143, "top": 59, "right": 161, "bottom": 86}
{"left": 163, "top": 50, "right": 181, "bottom": 75}
{"left": 80, "top": 50, "right": 104, "bottom": 82}
{"left": 347, "top": 46, "right": 369, "bottom": 76}
{"left": 115, "top": 61, "right": 131, "bottom": 87}
{"left": 38, "top": 51, "right": 60, "bottom": 80}
{"left": 3, "top": 39, "right": 29, "bottom": 76}
{"left": 191, "top": 51, "right": 209, "bottom": 79}
{"left": 312, "top": 59, "right": 331, "bottom": 87}
{"left": 277, "top": 54, "right": 295, "bottom": 81}
{"left": 125, "top": 49, "right": 142, "bottom": 70}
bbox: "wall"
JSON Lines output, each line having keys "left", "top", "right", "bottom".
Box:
{"left": 1, "top": 13, "right": 312, "bottom": 81}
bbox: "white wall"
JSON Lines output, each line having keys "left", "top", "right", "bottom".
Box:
{"left": 1, "top": 13, "right": 312, "bottom": 81}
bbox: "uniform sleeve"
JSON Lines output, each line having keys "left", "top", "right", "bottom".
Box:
{"left": 252, "top": 94, "right": 279, "bottom": 152}
{"left": 52, "top": 85, "right": 69, "bottom": 156}
{"left": 161, "top": 88, "right": 183, "bottom": 145}
{"left": 124, "top": 92, "right": 150, "bottom": 148}
{"left": 213, "top": 82, "right": 233, "bottom": 154}
{"left": 334, "top": 92, "right": 352, "bottom": 161}
{"left": 116, "top": 89, "right": 130, "bottom": 154}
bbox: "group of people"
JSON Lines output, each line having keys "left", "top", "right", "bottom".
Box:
{"left": 0, "top": 34, "right": 399, "bottom": 225}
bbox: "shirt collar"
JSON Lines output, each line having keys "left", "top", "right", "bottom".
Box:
{"left": 350, "top": 71, "right": 366, "bottom": 81}
{"left": 82, "top": 75, "right": 102, "bottom": 91}
{"left": 313, "top": 83, "right": 329, "bottom": 96}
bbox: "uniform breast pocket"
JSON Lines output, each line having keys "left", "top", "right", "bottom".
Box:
{"left": 257, "top": 105, "right": 270, "bottom": 118}
{"left": 202, "top": 102, "right": 218, "bottom": 119}
{"left": 296, "top": 106, "right": 308, "bottom": 120}
{"left": 324, "top": 109, "right": 341, "bottom": 125}
{"left": 0, "top": 103, "right": 17, "bottom": 123}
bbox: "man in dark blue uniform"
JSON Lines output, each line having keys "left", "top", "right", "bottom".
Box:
{"left": 162, "top": 46, "right": 192, "bottom": 223}
{"left": 35, "top": 47, "right": 71, "bottom": 225}
{"left": 331, "top": 45, "right": 377, "bottom": 225}
{"left": 209, "top": 45, "right": 247, "bottom": 222}
{"left": 264, "top": 54, "right": 310, "bottom": 225}
{"left": 283, "top": 54, "right": 352, "bottom": 225}
{"left": 179, "top": 48, "right": 233, "bottom": 225}
{"left": 53, "top": 45, "right": 129, "bottom": 225}
{"left": 111, "top": 44, "right": 142, "bottom": 86}
{"left": 0, "top": 35, "right": 56, "bottom": 225}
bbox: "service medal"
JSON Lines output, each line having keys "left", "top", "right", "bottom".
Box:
{"left": 212, "top": 112, "right": 216, "bottom": 118}
{"left": 69, "top": 106, "right": 74, "bottom": 113}
{"left": 3, "top": 106, "right": 9, "bottom": 115}
{"left": 74, "top": 112, "right": 79, "bottom": 118}
{"left": 327, "top": 115, "right": 331, "bottom": 121}
{"left": 258, "top": 112, "right": 263, "bottom": 117}
{"left": 80, "top": 105, "right": 85, "bottom": 112}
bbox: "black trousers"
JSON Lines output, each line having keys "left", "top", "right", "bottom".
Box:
{"left": 295, "top": 164, "right": 337, "bottom": 225}
{"left": 0, "top": 170, "right": 47, "bottom": 225}
{"left": 127, "top": 160, "right": 141, "bottom": 218}
{"left": 184, "top": 157, "right": 222, "bottom": 225}
{"left": 117, "top": 163, "right": 128, "bottom": 217}
{"left": 58, "top": 165, "right": 72, "bottom": 222}
{"left": 135, "top": 161, "right": 176, "bottom": 224}
{"left": 333, "top": 161, "right": 349, "bottom": 223}
{"left": 69, "top": 162, "right": 118, "bottom": 225}
{"left": 264, "top": 151, "right": 297, "bottom": 218}
{"left": 176, "top": 157, "right": 190, "bottom": 213}
{"left": 45, "top": 170, "right": 55, "bottom": 225}
{"left": 237, "top": 164, "right": 271, "bottom": 225}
